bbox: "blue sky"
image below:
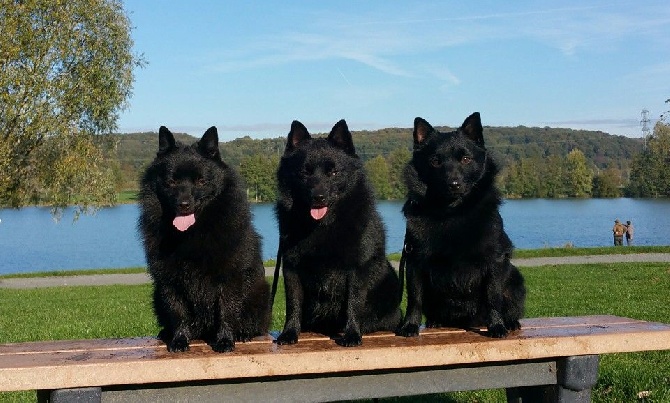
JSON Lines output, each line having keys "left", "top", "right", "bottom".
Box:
{"left": 118, "top": 1, "right": 670, "bottom": 141}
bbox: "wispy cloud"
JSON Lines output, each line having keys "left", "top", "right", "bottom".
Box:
{"left": 516, "top": 4, "right": 670, "bottom": 55}
{"left": 422, "top": 65, "right": 461, "bottom": 91}
{"left": 207, "top": 4, "right": 669, "bottom": 76}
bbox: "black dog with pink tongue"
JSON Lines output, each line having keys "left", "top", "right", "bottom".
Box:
{"left": 138, "top": 126, "right": 270, "bottom": 353}
{"left": 274, "top": 120, "right": 402, "bottom": 347}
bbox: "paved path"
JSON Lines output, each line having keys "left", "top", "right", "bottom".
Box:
{"left": 1, "top": 253, "right": 669, "bottom": 289}
{"left": 511, "top": 253, "right": 670, "bottom": 267}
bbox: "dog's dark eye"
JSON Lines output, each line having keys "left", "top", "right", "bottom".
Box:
{"left": 429, "top": 155, "right": 442, "bottom": 168}
{"left": 167, "top": 179, "right": 177, "bottom": 187}
{"left": 461, "top": 156, "right": 472, "bottom": 164}
{"left": 328, "top": 169, "right": 338, "bottom": 177}
{"left": 195, "top": 178, "right": 206, "bottom": 186}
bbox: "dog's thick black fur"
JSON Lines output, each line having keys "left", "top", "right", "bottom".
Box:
{"left": 397, "top": 113, "right": 525, "bottom": 338}
{"left": 138, "top": 126, "right": 270, "bottom": 352}
{"left": 275, "top": 120, "right": 402, "bottom": 347}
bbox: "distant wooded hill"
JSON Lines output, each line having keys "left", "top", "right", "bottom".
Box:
{"left": 111, "top": 126, "right": 642, "bottom": 197}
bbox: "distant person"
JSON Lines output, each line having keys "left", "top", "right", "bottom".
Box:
{"left": 625, "top": 220, "right": 634, "bottom": 246}
{"left": 612, "top": 219, "right": 625, "bottom": 246}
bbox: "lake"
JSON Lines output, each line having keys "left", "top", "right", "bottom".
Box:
{"left": 1, "top": 199, "right": 668, "bottom": 275}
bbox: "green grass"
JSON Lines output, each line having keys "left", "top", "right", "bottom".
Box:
{"left": 1, "top": 262, "right": 669, "bottom": 402}
{"left": 116, "top": 190, "right": 138, "bottom": 203}
{"left": 512, "top": 245, "right": 670, "bottom": 258}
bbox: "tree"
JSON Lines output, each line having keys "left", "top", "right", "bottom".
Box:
{"left": 365, "top": 155, "right": 392, "bottom": 200}
{"left": 0, "top": 0, "right": 144, "bottom": 209}
{"left": 564, "top": 149, "right": 593, "bottom": 198}
{"left": 501, "top": 158, "right": 542, "bottom": 198}
{"left": 592, "top": 168, "right": 622, "bottom": 198}
{"left": 238, "top": 154, "right": 279, "bottom": 202}
{"left": 387, "top": 147, "right": 411, "bottom": 199}
{"left": 627, "top": 122, "right": 670, "bottom": 197}
{"left": 543, "top": 155, "right": 566, "bottom": 198}
{"left": 661, "top": 98, "right": 670, "bottom": 122}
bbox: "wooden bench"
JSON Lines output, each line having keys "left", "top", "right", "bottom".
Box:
{"left": 2, "top": 315, "right": 670, "bottom": 402}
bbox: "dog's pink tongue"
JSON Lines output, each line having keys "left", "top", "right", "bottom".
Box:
{"left": 310, "top": 207, "right": 328, "bottom": 220}
{"left": 173, "top": 214, "right": 196, "bottom": 231}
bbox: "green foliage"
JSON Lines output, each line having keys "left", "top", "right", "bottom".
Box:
{"left": 592, "top": 168, "right": 623, "bottom": 198}
{"left": 503, "top": 148, "right": 598, "bottom": 199}
{"left": 0, "top": 0, "right": 144, "bottom": 209}
{"left": 541, "top": 155, "right": 566, "bottom": 197}
{"left": 627, "top": 122, "right": 670, "bottom": 197}
{"left": 364, "top": 148, "right": 411, "bottom": 200}
{"left": 564, "top": 148, "right": 593, "bottom": 197}
{"left": 365, "top": 155, "right": 393, "bottom": 199}
{"left": 501, "top": 157, "right": 544, "bottom": 198}
{"left": 238, "top": 154, "right": 280, "bottom": 202}
{"left": 220, "top": 136, "right": 285, "bottom": 169}
{"left": 111, "top": 126, "right": 642, "bottom": 201}
{"left": 387, "top": 147, "right": 411, "bottom": 199}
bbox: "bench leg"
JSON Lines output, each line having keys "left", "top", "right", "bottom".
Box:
{"left": 37, "top": 387, "right": 102, "bottom": 403}
{"left": 505, "top": 355, "right": 600, "bottom": 403}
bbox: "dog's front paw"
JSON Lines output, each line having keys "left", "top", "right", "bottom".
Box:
{"left": 396, "top": 322, "right": 420, "bottom": 337}
{"left": 507, "top": 320, "right": 522, "bottom": 331}
{"left": 236, "top": 331, "right": 254, "bottom": 342}
{"left": 211, "top": 337, "right": 235, "bottom": 353}
{"left": 276, "top": 329, "right": 299, "bottom": 345}
{"left": 336, "top": 331, "right": 362, "bottom": 347}
{"left": 168, "top": 335, "right": 190, "bottom": 352}
{"left": 487, "top": 323, "right": 509, "bottom": 338}
{"left": 157, "top": 328, "right": 173, "bottom": 344}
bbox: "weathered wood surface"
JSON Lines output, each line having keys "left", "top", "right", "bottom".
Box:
{"left": 1, "top": 315, "right": 669, "bottom": 392}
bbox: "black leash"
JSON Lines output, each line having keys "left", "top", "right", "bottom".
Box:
{"left": 398, "top": 229, "right": 408, "bottom": 302}
{"left": 271, "top": 235, "right": 407, "bottom": 306}
{"left": 270, "top": 238, "right": 283, "bottom": 309}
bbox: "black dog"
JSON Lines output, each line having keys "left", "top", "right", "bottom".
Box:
{"left": 275, "top": 120, "right": 402, "bottom": 347}
{"left": 138, "top": 126, "right": 270, "bottom": 352}
{"left": 397, "top": 113, "right": 526, "bottom": 338}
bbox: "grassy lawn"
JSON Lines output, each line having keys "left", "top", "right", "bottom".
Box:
{"left": 512, "top": 245, "right": 670, "bottom": 259}
{"left": 116, "top": 190, "right": 138, "bottom": 203}
{"left": 1, "top": 260, "right": 669, "bottom": 402}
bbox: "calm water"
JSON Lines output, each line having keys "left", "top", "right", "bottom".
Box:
{"left": 1, "top": 199, "right": 668, "bottom": 275}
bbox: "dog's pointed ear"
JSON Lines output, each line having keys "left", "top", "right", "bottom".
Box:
{"left": 460, "top": 112, "right": 484, "bottom": 147}
{"left": 286, "top": 120, "right": 311, "bottom": 153}
{"left": 327, "top": 119, "right": 356, "bottom": 155}
{"left": 158, "top": 126, "right": 176, "bottom": 156}
{"left": 198, "top": 126, "right": 221, "bottom": 160}
{"left": 413, "top": 117, "right": 434, "bottom": 147}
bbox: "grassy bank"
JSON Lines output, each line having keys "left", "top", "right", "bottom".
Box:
{"left": 512, "top": 245, "right": 670, "bottom": 258}
{"left": 1, "top": 261, "right": 669, "bottom": 402}
{"left": 116, "top": 190, "right": 138, "bottom": 203}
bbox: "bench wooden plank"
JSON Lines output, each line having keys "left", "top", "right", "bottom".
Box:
{"left": 1, "top": 315, "right": 669, "bottom": 392}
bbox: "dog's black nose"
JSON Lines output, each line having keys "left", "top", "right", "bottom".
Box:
{"left": 449, "top": 181, "right": 461, "bottom": 191}
{"left": 178, "top": 201, "right": 191, "bottom": 211}
{"left": 312, "top": 194, "right": 326, "bottom": 205}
